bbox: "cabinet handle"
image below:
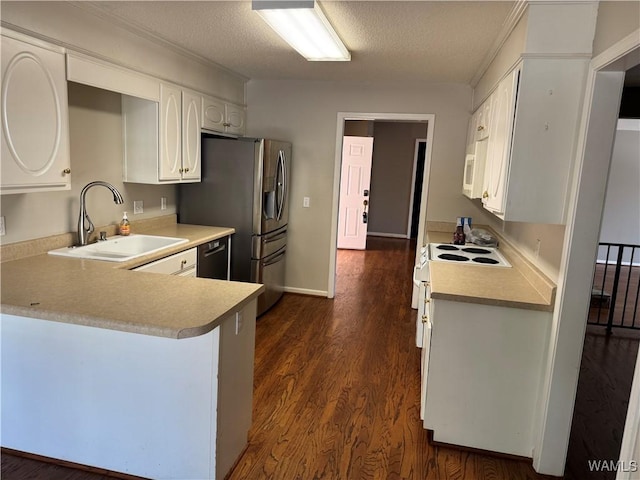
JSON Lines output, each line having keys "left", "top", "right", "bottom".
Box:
{"left": 62, "top": 168, "right": 71, "bottom": 175}
{"left": 477, "top": 125, "right": 485, "bottom": 131}
{"left": 223, "top": 122, "right": 231, "bottom": 127}
{"left": 184, "top": 167, "right": 190, "bottom": 173}
{"left": 482, "top": 191, "right": 489, "bottom": 199}
{"left": 181, "top": 259, "right": 187, "bottom": 268}
{"left": 179, "top": 168, "right": 184, "bottom": 173}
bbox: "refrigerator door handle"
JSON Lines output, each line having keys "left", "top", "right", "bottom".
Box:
{"left": 263, "top": 230, "right": 287, "bottom": 243}
{"left": 276, "top": 150, "right": 286, "bottom": 222}
{"left": 262, "top": 249, "right": 286, "bottom": 267}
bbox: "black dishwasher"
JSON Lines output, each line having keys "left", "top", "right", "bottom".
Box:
{"left": 197, "top": 236, "right": 229, "bottom": 280}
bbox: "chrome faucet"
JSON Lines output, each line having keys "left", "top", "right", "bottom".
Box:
{"left": 77, "top": 181, "right": 124, "bottom": 246}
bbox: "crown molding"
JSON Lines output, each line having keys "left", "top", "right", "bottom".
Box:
{"left": 70, "top": 2, "right": 249, "bottom": 83}
{"left": 470, "top": 0, "right": 528, "bottom": 88}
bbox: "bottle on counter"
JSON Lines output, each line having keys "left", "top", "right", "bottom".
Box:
{"left": 453, "top": 224, "right": 465, "bottom": 245}
{"left": 119, "top": 212, "right": 131, "bottom": 236}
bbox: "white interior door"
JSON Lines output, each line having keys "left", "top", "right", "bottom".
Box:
{"left": 337, "top": 136, "right": 374, "bottom": 250}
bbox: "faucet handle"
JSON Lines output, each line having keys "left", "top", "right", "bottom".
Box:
{"left": 99, "top": 231, "right": 107, "bottom": 241}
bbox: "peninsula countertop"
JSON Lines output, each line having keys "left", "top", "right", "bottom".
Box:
{"left": 425, "top": 230, "right": 556, "bottom": 312}
{"left": 0, "top": 223, "right": 264, "bottom": 339}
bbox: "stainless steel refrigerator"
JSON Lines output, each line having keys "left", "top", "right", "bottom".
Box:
{"left": 178, "top": 135, "right": 291, "bottom": 316}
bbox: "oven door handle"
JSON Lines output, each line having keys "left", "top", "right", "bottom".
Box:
{"left": 413, "top": 266, "right": 420, "bottom": 287}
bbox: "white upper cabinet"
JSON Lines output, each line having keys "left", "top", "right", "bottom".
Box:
{"left": 471, "top": 57, "right": 588, "bottom": 224}
{"left": 1, "top": 32, "right": 71, "bottom": 194}
{"left": 482, "top": 68, "right": 519, "bottom": 215}
{"left": 159, "top": 83, "right": 182, "bottom": 181}
{"left": 123, "top": 84, "right": 202, "bottom": 184}
{"left": 202, "top": 95, "right": 246, "bottom": 136}
{"left": 474, "top": 99, "right": 492, "bottom": 142}
{"left": 181, "top": 89, "right": 201, "bottom": 181}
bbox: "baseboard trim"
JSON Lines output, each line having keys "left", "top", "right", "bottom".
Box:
{"left": 283, "top": 287, "right": 328, "bottom": 297}
{"left": 367, "top": 232, "right": 409, "bottom": 239}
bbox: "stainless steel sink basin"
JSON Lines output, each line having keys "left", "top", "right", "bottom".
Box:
{"left": 48, "top": 234, "right": 189, "bottom": 262}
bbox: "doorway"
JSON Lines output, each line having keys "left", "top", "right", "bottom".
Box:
{"left": 328, "top": 113, "right": 435, "bottom": 299}
{"left": 408, "top": 140, "right": 427, "bottom": 239}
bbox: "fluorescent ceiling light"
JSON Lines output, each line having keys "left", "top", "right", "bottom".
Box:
{"left": 253, "top": 0, "right": 351, "bottom": 61}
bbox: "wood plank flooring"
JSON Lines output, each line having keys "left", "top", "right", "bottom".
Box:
{"left": 4, "top": 237, "right": 620, "bottom": 479}
{"left": 565, "top": 326, "right": 640, "bottom": 480}
{"left": 227, "top": 237, "right": 549, "bottom": 480}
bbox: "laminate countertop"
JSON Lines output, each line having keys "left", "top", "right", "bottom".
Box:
{"left": 0, "top": 224, "right": 264, "bottom": 339}
{"left": 424, "top": 230, "right": 556, "bottom": 312}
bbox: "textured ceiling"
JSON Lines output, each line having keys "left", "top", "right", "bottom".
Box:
{"left": 86, "top": 1, "right": 515, "bottom": 84}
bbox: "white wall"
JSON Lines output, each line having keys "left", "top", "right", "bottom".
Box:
{"left": 592, "top": 1, "right": 640, "bottom": 57}
{"left": 598, "top": 118, "right": 640, "bottom": 262}
{"left": 368, "top": 122, "right": 428, "bottom": 236}
{"left": 246, "top": 80, "right": 494, "bottom": 294}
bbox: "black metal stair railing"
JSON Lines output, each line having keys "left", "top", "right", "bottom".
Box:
{"left": 588, "top": 243, "right": 640, "bottom": 334}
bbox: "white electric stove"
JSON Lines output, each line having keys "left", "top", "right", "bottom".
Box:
{"left": 428, "top": 243, "right": 511, "bottom": 268}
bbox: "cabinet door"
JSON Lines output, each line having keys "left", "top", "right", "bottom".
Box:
{"left": 159, "top": 84, "right": 182, "bottom": 181}
{"left": 483, "top": 69, "right": 519, "bottom": 215}
{"left": 225, "top": 104, "right": 246, "bottom": 136}
{"left": 202, "top": 95, "right": 226, "bottom": 132}
{"left": 1, "top": 35, "right": 70, "bottom": 194}
{"left": 181, "top": 90, "right": 201, "bottom": 181}
{"left": 475, "top": 98, "right": 492, "bottom": 141}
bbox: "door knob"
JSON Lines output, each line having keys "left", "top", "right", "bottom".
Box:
{"left": 362, "top": 211, "right": 368, "bottom": 224}
{"left": 363, "top": 199, "right": 369, "bottom": 206}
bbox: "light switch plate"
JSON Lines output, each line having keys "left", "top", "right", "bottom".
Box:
{"left": 133, "top": 201, "right": 144, "bottom": 214}
{"left": 0, "top": 216, "right": 5, "bottom": 236}
{"left": 303, "top": 197, "right": 310, "bottom": 208}
{"left": 160, "top": 197, "right": 167, "bottom": 211}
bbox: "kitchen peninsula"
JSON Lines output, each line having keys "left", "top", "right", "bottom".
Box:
{"left": 0, "top": 218, "right": 263, "bottom": 479}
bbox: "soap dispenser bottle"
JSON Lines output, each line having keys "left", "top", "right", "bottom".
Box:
{"left": 119, "top": 212, "right": 131, "bottom": 236}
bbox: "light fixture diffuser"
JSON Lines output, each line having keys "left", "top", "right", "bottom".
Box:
{"left": 253, "top": 0, "right": 351, "bottom": 61}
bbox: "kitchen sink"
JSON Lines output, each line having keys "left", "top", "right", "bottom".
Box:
{"left": 48, "top": 234, "right": 189, "bottom": 262}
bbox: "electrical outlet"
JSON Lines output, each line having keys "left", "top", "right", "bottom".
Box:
{"left": 160, "top": 197, "right": 167, "bottom": 211}
{"left": 0, "top": 216, "right": 5, "bottom": 236}
{"left": 535, "top": 239, "right": 541, "bottom": 258}
{"left": 235, "top": 311, "right": 244, "bottom": 335}
{"left": 303, "top": 197, "right": 310, "bottom": 208}
{"left": 133, "top": 201, "right": 144, "bottom": 214}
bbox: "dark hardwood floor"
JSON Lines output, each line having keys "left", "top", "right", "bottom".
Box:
{"left": 3, "top": 237, "right": 634, "bottom": 479}
{"left": 565, "top": 326, "right": 640, "bottom": 480}
{"left": 227, "top": 237, "right": 549, "bottom": 480}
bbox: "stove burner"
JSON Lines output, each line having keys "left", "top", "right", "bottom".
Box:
{"left": 462, "top": 247, "right": 491, "bottom": 255}
{"left": 472, "top": 257, "right": 499, "bottom": 265}
{"left": 438, "top": 253, "right": 469, "bottom": 262}
{"left": 436, "top": 245, "right": 459, "bottom": 251}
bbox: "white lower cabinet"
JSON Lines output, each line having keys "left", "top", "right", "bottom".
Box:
{"left": 422, "top": 298, "right": 551, "bottom": 457}
{"left": 133, "top": 248, "right": 197, "bottom": 276}
{"left": 1, "top": 31, "right": 71, "bottom": 194}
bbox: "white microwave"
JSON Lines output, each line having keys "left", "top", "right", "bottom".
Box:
{"left": 462, "top": 141, "right": 487, "bottom": 199}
